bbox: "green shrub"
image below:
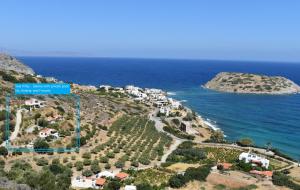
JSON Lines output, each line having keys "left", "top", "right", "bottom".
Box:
{"left": 168, "top": 174, "right": 186, "bottom": 188}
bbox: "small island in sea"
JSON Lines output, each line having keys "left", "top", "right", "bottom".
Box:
{"left": 204, "top": 72, "right": 300, "bottom": 94}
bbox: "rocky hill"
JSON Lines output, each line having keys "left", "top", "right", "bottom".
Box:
{"left": 205, "top": 72, "right": 300, "bottom": 94}
{"left": 0, "top": 53, "right": 34, "bottom": 75}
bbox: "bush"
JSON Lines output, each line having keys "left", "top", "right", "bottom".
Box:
{"left": 2, "top": 73, "right": 17, "bottom": 82}
{"left": 114, "top": 161, "right": 125, "bottom": 168}
{"left": 82, "top": 169, "right": 93, "bottom": 177}
{"left": 237, "top": 160, "right": 252, "bottom": 172}
{"left": 83, "top": 159, "right": 91, "bottom": 166}
{"left": 91, "top": 162, "right": 101, "bottom": 174}
{"left": 34, "top": 139, "right": 49, "bottom": 152}
{"left": 237, "top": 138, "right": 254, "bottom": 147}
{"left": 82, "top": 152, "right": 91, "bottom": 159}
{"left": 169, "top": 174, "right": 186, "bottom": 188}
{"left": 184, "top": 165, "right": 211, "bottom": 182}
{"left": 36, "top": 157, "right": 48, "bottom": 166}
{"left": 136, "top": 183, "right": 154, "bottom": 190}
{"left": 208, "top": 130, "right": 225, "bottom": 143}
{"left": 104, "top": 163, "right": 111, "bottom": 169}
{"left": 272, "top": 171, "right": 300, "bottom": 190}
{"left": 75, "top": 161, "right": 83, "bottom": 171}
{"left": 0, "top": 147, "right": 8, "bottom": 157}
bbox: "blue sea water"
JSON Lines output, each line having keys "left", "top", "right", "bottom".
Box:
{"left": 18, "top": 57, "right": 300, "bottom": 159}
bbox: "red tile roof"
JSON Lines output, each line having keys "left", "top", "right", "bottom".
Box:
{"left": 96, "top": 178, "right": 106, "bottom": 186}
{"left": 218, "top": 163, "right": 233, "bottom": 170}
{"left": 250, "top": 170, "right": 273, "bottom": 177}
{"left": 115, "top": 172, "right": 129, "bottom": 180}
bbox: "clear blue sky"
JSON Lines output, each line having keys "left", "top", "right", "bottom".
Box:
{"left": 0, "top": 0, "right": 300, "bottom": 62}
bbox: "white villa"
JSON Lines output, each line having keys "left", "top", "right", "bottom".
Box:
{"left": 159, "top": 107, "right": 170, "bottom": 116}
{"left": 25, "top": 98, "right": 46, "bottom": 109}
{"left": 39, "top": 128, "right": 59, "bottom": 139}
{"left": 239, "top": 152, "right": 270, "bottom": 168}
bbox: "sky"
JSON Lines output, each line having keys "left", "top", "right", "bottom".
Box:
{"left": 0, "top": 0, "right": 300, "bottom": 62}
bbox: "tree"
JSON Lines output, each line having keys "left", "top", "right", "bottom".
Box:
{"left": 91, "top": 162, "right": 101, "bottom": 174}
{"left": 184, "top": 166, "right": 211, "bottom": 182}
{"left": 82, "top": 169, "right": 93, "bottom": 177}
{"left": 75, "top": 161, "right": 83, "bottom": 171}
{"left": 49, "top": 163, "right": 64, "bottom": 175}
{"left": 38, "top": 169, "right": 57, "bottom": 190}
{"left": 169, "top": 174, "right": 186, "bottom": 188}
{"left": 34, "top": 139, "right": 49, "bottom": 151}
{"left": 106, "top": 179, "right": 121, "bottom": 190}
{"left": 237, "top": 138, "right": 254, "bottom": 147}
{"left": 0, "top": 147, "right": 8, "bottom": 157}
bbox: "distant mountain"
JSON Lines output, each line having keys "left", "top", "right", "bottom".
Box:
{"left": 0, "top": 53, "right": 34, "bottom": 75}
{"left": 205, "top": 72, "right": 300, "bottom": 95}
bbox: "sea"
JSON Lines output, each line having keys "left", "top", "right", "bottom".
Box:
{"left": 18, "top": 57, "right": 300, "bottom": 160}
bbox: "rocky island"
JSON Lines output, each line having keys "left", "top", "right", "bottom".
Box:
{"left": 205, "top": 72, "right": 300, "bottom": 94}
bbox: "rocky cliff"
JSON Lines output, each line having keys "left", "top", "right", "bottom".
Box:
{"left": 0, "top": 53, "right": 34, "bottom": 75}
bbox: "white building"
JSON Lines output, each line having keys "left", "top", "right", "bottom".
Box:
{"left": 96, "top": 171, "right": 114, "bottom": 178}
{"left": 168, "top": 98, "right": 182, "bottom": 109}
{"left": 99, "top": 85, "right": 112, "bottom": 91}
{"left": 39, "top": 128, "right": 59, "bottom": 139}
{"left": 145, "top": 88, "right": 163, "bottom": 94}
{"left": 125, "top": 185, "right": 137, "bottom": 190}
{"left": 159, "top": 107, "right": 170, "bottom": 116}
{"left": 25, "top": 98, "right": 46, "bottom": 109}
{"left": 239, "top": 152, "right": 270, "bottom": 168}
{"left": 71, "top": 177, "right": 98, "bottom": 189}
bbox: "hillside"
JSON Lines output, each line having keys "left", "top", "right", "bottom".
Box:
{"left": 205, "top": 72, "right": 300, "bottom": 94}
{"left": 0, "top": 53, "right": 34, "bottom": 75}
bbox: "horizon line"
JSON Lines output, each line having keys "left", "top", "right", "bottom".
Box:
{"left": 15, "top": 55, "right": 300, "bottom": 65}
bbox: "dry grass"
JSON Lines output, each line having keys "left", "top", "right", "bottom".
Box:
{"left": 167, "top": 163, "right": 201, "bottom": 172}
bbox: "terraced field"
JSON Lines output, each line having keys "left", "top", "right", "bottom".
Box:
{"left": 91, "top": 115, "right": 173, "bottom": 169}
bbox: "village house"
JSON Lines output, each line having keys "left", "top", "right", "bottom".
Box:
{"left": 99, "top": 85, "right": 112, "bottom": 92}
{"left": 159, "top": 106, "right": 170, "bottom": 116}
{"left": 71, "top": 177, "right": 98, "bottom": 189}
{"left": 115, "top": 172, "right": 129, "bottom": 181}
{"left": 95, "top": 178, "right": 106, "bottom": 189}
{"left": 39, "top": 128, "right": 59, "bottom": 139}
{"left": 25, "top": 98, "right": 46, "bottom": 109}
{"left": 239, "top": 152, "right": 270, "bottom": 168}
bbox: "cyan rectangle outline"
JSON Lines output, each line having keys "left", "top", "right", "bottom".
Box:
{"left": 15, "top": 83, "right": 71, "bottom": 95}
{"left": 5, "top": 94, "right": 80, "bottom": 153}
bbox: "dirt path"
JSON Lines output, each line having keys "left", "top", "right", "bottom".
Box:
{"left": 1, "top": 109, "right": 22, "bottom": 147}
{"left": 148, "top": 109, "right": 186, "bottom": 165}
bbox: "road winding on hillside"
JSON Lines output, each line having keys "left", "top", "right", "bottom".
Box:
{"left": 1, "top": 109, "right": 22, "bottom": 147}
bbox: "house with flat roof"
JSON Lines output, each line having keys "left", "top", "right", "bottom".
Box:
{"left": 25, "top": 98, "right": 46, "bottom": 109}
{"left": 239, "top": 152, "right": 270, "bottom": 169}
{"left": 39, "top": 128, "right": 59, "bottom": 139}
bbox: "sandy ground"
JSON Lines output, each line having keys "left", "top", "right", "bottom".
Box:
{"left": 206, "top": 171, "right": 290, "bottom": 190}
{"left": 289, "top": 166, "right": 300, "bottom": 183}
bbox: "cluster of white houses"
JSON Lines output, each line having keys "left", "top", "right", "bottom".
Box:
{"left": 99, "top": 85, "right": 183, "bottom": 116}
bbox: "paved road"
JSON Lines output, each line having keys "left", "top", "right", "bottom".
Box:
{"left": 1, "top": 109, "right": 22, "bottom": 147}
